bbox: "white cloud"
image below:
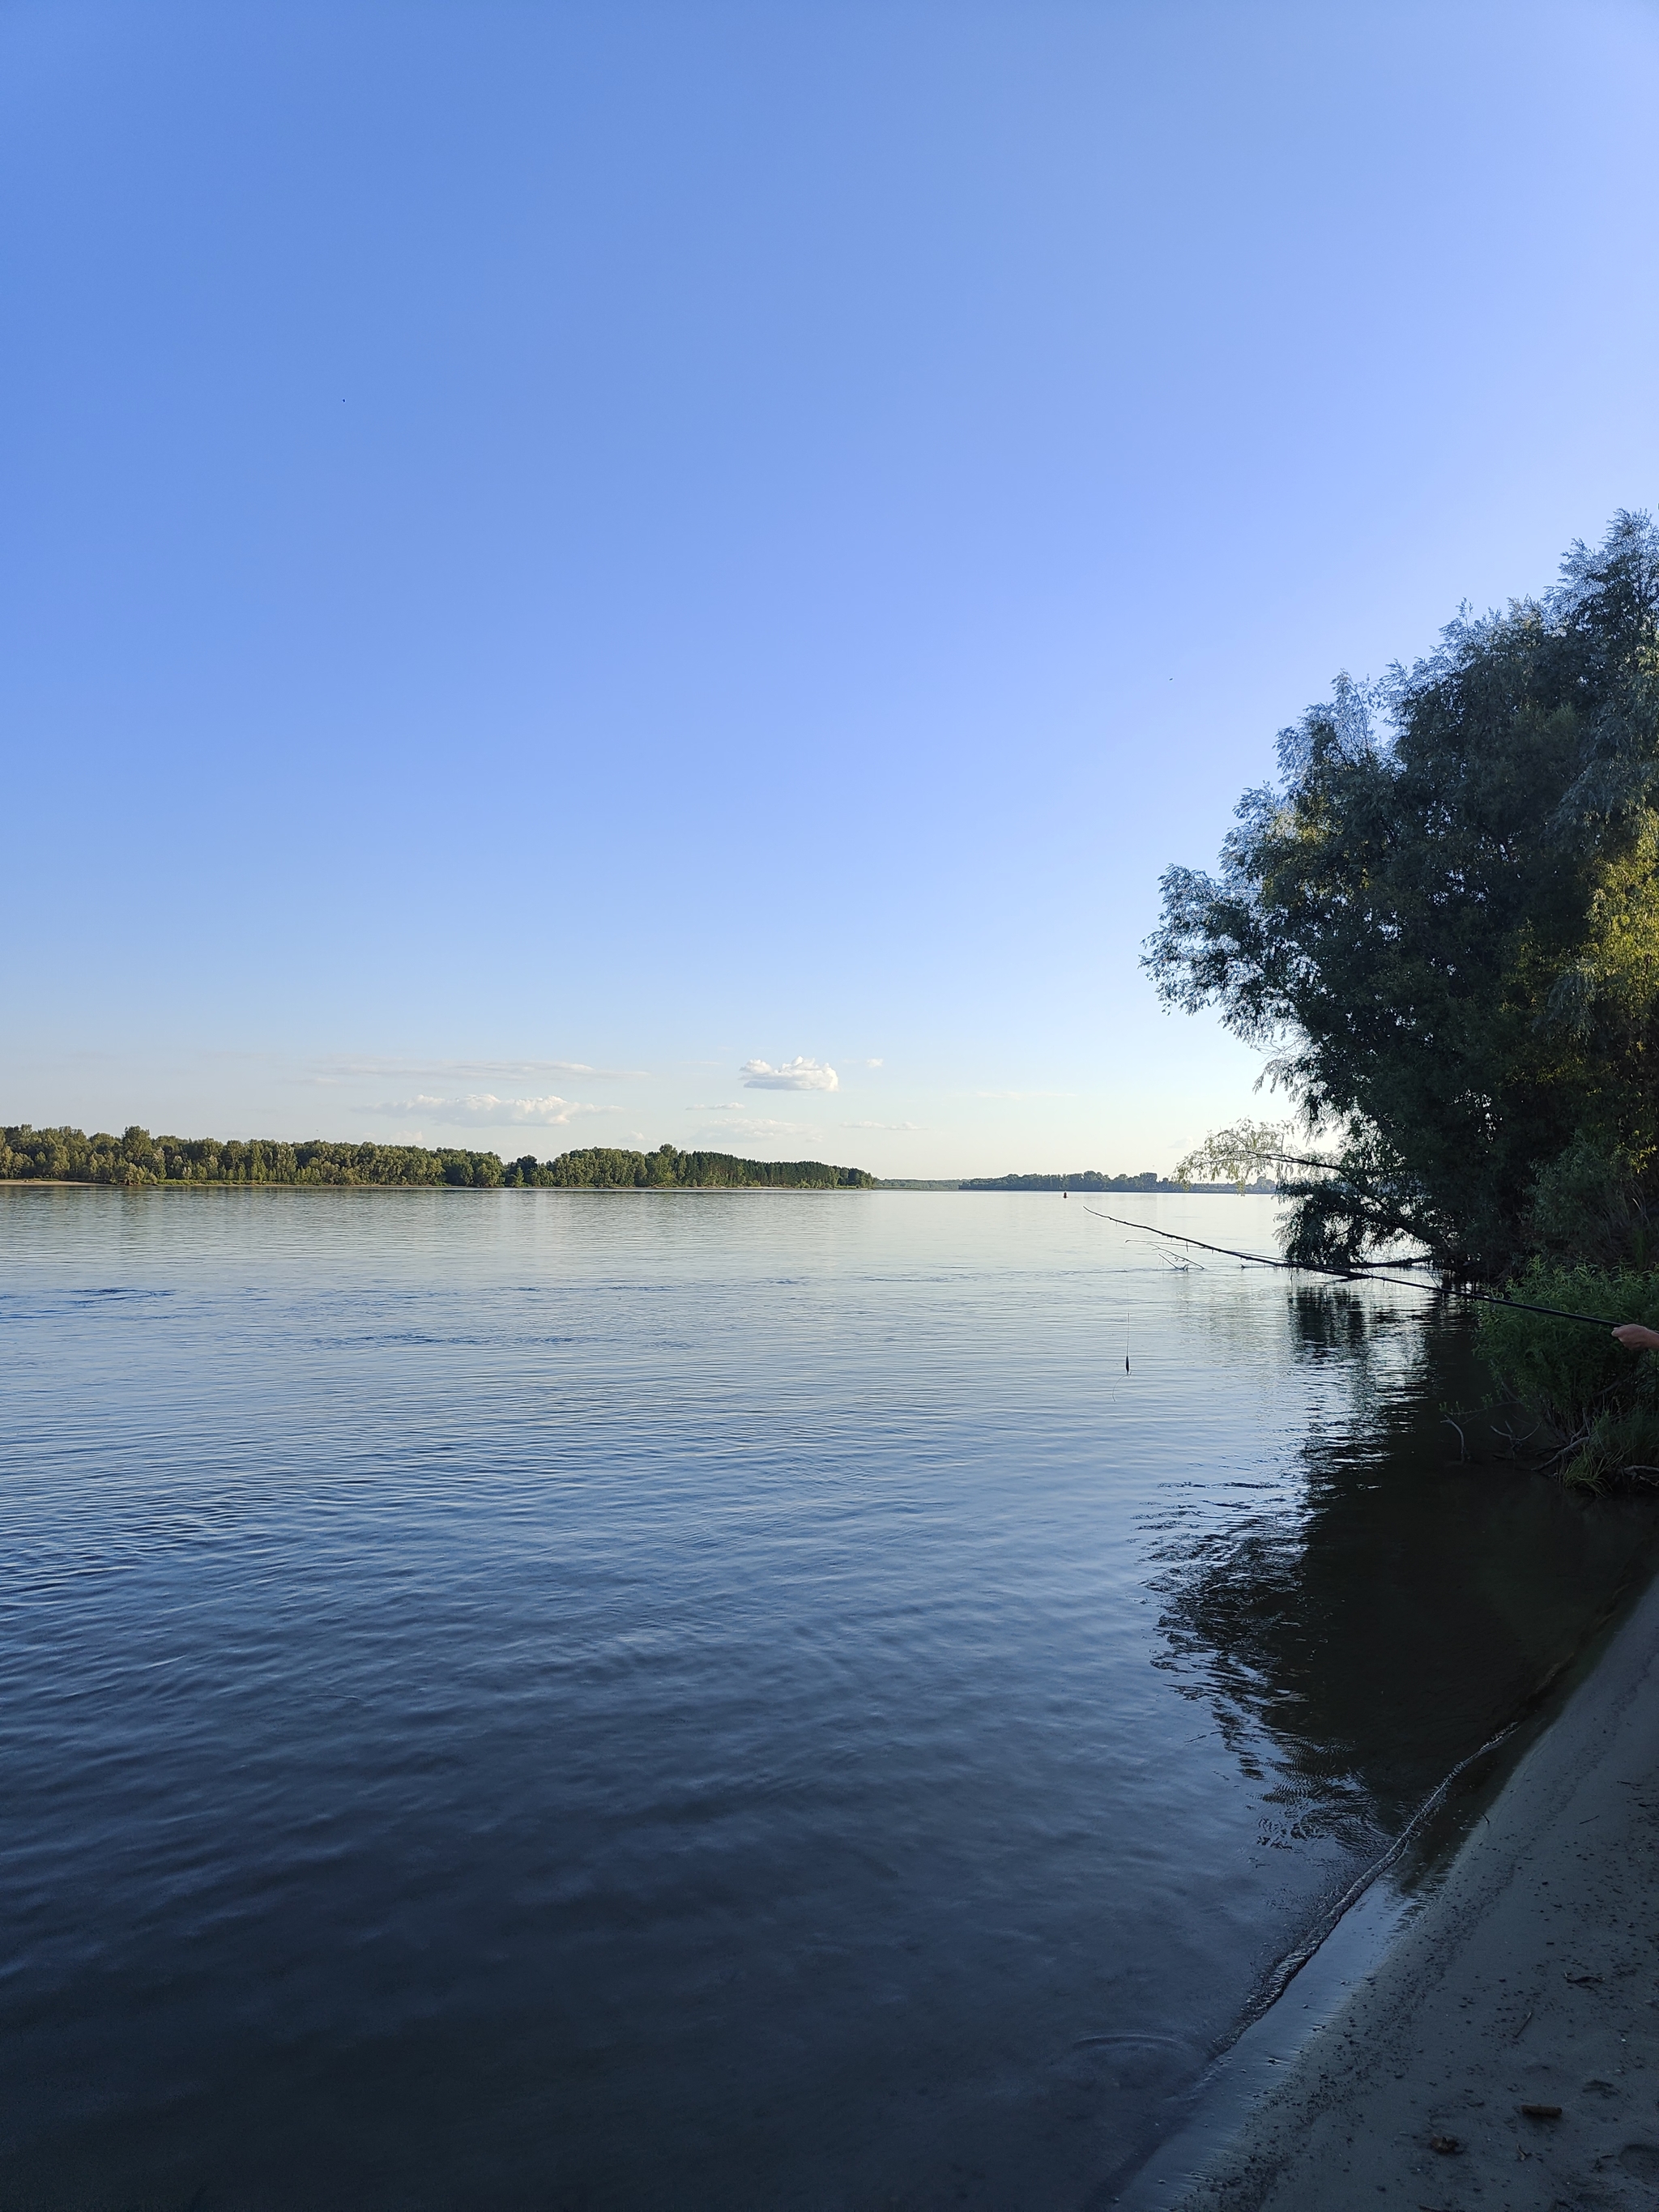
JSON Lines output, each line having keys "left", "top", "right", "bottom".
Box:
{"left": 842, "top": 1119, "right": 920, "bottom": 1131}
{"left": 360, "top": 1093, "right": 612, "bottom": 1128}
{"left": 864, "top": 1058, "right": 884, "bottom": 1068}
{"left": 692, "top": 1115, "right": 813, "bottom": 1143}
{"left": 740, "top": 1056, "right": 838, "bottom": 1092}
{"left": 321, "top": 1055, "right": 644, "bottom": 1080}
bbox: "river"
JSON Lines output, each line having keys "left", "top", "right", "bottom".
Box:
{"left": 2, "top": 1187, "right": 1652, "bottom": 2208}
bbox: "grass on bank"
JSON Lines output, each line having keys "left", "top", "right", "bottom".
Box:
{"left": 1480, "top": 1264, "right": 1659, "bottom": 1489}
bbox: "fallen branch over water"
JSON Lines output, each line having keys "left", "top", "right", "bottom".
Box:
{"left": 1083, "top": 1210, "right": 1623, "bottom": 1329}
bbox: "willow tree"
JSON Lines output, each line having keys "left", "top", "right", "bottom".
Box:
{"left": 1145, "top": 514, "right": 1659, "bottom": 1281}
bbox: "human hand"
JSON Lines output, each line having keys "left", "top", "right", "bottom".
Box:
{"left": 1612, "top": 1323, "right": 1659, "bottom": 1351}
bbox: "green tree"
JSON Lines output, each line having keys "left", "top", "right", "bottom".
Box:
{"left": 1145, "top": 514, "right": 1659, "bottom": 1280}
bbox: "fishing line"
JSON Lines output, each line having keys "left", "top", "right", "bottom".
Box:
{"left": 1082, "top": 1209, "right": 1623, "bottom": 1331}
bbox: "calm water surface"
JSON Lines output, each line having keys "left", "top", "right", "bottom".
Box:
{"left": 2, "top": 1188, "right": 1653, "bottom": 2210}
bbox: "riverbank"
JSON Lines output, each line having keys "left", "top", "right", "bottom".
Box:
{"left": 1149, "top": 1567, "right": 1659, "bottom": 2210}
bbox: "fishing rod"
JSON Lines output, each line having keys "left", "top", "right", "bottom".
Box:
{"left": 1083, "top": 1209, "right": 1623, "bottom": 1330}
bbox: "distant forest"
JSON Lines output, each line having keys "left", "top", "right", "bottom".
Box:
{"left": 0, "top": 1127, "right": 876, "bottom": 1191}
{"left": 509, "top": 1145, "right": 876, "bottom": 1189}
{"left": 959, "top": 1170, "right": 1277, "bottom": 1192}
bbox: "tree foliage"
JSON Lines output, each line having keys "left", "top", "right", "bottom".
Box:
{"left": 1146, "top": 513, "right": 1659, "bottom": 1280}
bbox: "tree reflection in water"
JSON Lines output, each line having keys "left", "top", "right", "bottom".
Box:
{"left": 1148, "top": 1289, "right": 1659, "bottom": 1861}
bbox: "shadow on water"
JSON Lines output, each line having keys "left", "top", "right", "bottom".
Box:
{"left": 1154, "top": 1291, "right": 1658, "bottom": 1853}
{"left": 1102, "top": 1289, "right": 1659, "bottom": 2206}
{"left": 1143, "top": 1289, "right": 1659, "bottom": 2024}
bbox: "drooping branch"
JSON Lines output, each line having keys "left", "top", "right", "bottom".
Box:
{"left": 1175, "top": 1119, "right": 1442, "bottom": 1268}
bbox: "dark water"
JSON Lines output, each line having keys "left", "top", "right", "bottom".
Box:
{"left": 2, "top": 1187, "right": 1653, "bottom": 2210}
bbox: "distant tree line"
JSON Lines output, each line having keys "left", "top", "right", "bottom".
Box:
{"left": 959, "top": 1170, "right": 1276, "bottom": 1192}
{"left": 0, "top": 1126, "right": 511, "bottom": 1186}
{"left": 501, "top": 1144, "right": 875, "bottom": 1188}
{"left": 0, "top": 1127, "right": 876, "bottom": 1191}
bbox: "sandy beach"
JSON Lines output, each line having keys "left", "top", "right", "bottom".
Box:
{"left": 1156, "top": 1569, "right": 1659, "bottom": 2210}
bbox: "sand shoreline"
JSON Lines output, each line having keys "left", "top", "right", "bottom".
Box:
{"left": 1131, "top": 1566, "right": 1659, "bottom": 2209}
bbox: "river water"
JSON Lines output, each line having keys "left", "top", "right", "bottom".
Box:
{"left": 2, "top": 1187, "right": 1653, "bottom": 2209}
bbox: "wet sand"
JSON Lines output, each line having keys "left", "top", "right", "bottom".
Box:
{"left": 1166, "top": 1571, "right": 1659, "bottom": 2210}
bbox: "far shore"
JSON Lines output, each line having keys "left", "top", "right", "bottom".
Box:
{"left": 0, "top": 1178, "right": 1275, "bottom": 1194}
{"left": 0, "top": 1178, "right": 880, "bottom": 1192}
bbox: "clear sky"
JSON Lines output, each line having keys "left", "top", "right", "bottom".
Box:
{"left": 6, "top": 0, "right": 1658, "bottom": 1178}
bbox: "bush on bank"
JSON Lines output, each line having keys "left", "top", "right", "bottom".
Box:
{"left": 1479, "top": 1264, "right": 1659, "bottom": 1488}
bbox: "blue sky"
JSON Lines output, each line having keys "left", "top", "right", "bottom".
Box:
{"left": 6, "top": 0, "right": 1658, "bottom": 1176}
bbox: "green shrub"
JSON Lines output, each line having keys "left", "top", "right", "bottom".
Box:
{"left": 1479, "top": 1262, "right": 1659, "bottom": 1483}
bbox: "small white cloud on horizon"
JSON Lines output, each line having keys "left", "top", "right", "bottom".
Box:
{"left": 842, "top": 1119, "right": 920, "bottom": 1131}
{"left": 863, "top": 1058, "right": 884, "bottom": 1068}
{"left": 740, "top": 1056, "right": 838, "bottom": 1092}
{"left": 360, "top": 1093, "right": 614, "bottom": 1128}
{"left": 322, "top": 1055, "right": 645, "bottom": 1080}
{"left": 692, "top": 1115, "right": 813, "bottom": 1143}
